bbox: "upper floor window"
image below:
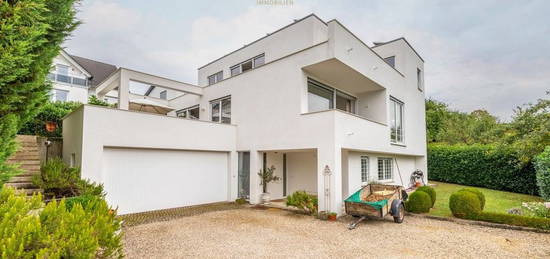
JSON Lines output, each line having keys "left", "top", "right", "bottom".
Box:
{"left": 230, "top": 53, "right": 265, "bottom": 77}
{"left": 56, "top": 64, "right": 69, "bottom": 75}
{"left": 307, "top": 78, "right": 355, "bottom": 113}
{"left": 417, "top": 68, "right": 423, "bottom": 91}
{"left": 384, "top": 56, "right": 395, "bottom": 68}
{"left": 361, "top": 156, "right": 369, "bottom": 183}
{"left": 390, "top": 97, "right": 404, "bottom": 143}
{"left": 160, "top": 90, "right": 167, "bottom": 100}
{"left": 208, "top": 71, "right": 223, "bottom": 85}
{"left": 377, "top": 158, "right": 393, "bottom": 181}
{"left": 176, "top": 105, "right": 199, "bottom": 120}
{"left": 210, "top": 96, "right": 231, "bottom": 124}
{"left": 50, "top": 89, "right": 68, "bottom": 102}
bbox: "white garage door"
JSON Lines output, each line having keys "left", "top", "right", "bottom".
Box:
{"left": 102, "top": 148, "right": 229, "bottom": 214}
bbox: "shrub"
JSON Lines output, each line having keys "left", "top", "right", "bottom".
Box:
{"left": 460, "top": 188, "right": 486, "bottom": 210}
{"left": 521, "top": 202, "right": 550, "bottom": 219}
{"left": 88, "top": 95, "right": 113, "bottom": 107}
{"left": 472, "top": 211, "right": 550, "bottom": 230}
{"left": 416, "top": 186, "right": 436, "bottom": 207}
{"left": 428, "top": 144, "right": 538, "bottom": 195}
{"left": 33, "top": 158, "right": 104, "bottom": 198}
{"left": 405, "top": 191, "right": 432, "bottom": 213}
{"left": 534, "top": 146, "right": 550, "bottom": 200}
{"left": 0, "top": 187, "right": 123, "bottom": 258}
{"left": 286, "top": 191, "right": 318, "bottom": 215}
{"left": 19, "top": 101, "right": 81, "bottom": 137}
{"left": 235, "top": 198, "right": 247, "bottom": 205}
{"left": 449, "top": 190, "right": 482, "bottom": 218}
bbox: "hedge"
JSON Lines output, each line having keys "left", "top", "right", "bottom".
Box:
{"left": 416, "top": 186, "right": 436, "bottom": 207}
{"left": 405, "top": 191, "right": 432, "bottom": 213}
{"left": 428, "top": 144, "right": 538, "bottom": 195}
{"left": 18, "top": 101, "right": 81, "bottom": 137}
{"left": 534, "top": 146, "right": 550, "bottom": 200}
{"left": 470, "top": 212, "right": 550, "bottom": 230}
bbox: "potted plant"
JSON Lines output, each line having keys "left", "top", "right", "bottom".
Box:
{"left": 45, "top": 121, "right": 57, "bottom": 133}
{"left": 327, "top": 212, "right": 337, "bottom": 221}
{"left": 318, "top": 211, "right": 328, "bottom": 220}
{"left": 258, "top": 165, "right": 280, "bottom": 204}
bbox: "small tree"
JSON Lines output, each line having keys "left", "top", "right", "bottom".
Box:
{"left": 258, "top": 165, "right": 280, "bottom": 193}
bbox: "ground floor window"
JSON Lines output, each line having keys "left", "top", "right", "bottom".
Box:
{"left": 377, "top": 158, "right": 393, "bottom": 181}
{"left": 210, "top": 96, "right": 231, "bottom": 124}
{"left": 176, "top": 105, "right": 200, "bottom": 120}
{"left": 361, "top": 156, "right": 369, "bottom": 183}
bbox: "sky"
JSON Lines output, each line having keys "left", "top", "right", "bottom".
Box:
{"left": 65, "top": 0, "right": 550, "bottom": 120}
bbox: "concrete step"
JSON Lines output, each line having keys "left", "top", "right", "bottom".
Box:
{"left": 9, "top": 154, "right": 40, "bottom": 161}
{"left": 15, "top": 188, "right": 43, "bottom": 196}
{"left": 9, "top": 176, "right": 34, "bottom": 183}
{"left": 17, "top": 170, "right": 40, "bottom": 176}
{"left": 16, "top": 135, "right": 38, "bottom": 142}
{"left": 16, "top": 146, "right": 39, "bottom": 152}
{"left": 7, "top": 160, "right": 40, "bottom": 166}
{"left": 5, "top": 182, "right": 36, "bottom": 189}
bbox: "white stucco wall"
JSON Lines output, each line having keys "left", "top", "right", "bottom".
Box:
{"left": 286, "top": 151, "right": 318, "bottom": 195}
{"left": 50, "top": 54, "right": 91, "bottom": 103}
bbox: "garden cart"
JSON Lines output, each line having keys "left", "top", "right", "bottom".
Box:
{"left": 345, "top": 184, "right": 407, "bottom": 230}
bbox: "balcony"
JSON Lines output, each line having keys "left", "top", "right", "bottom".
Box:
{"left": 48, "top": 73, "right": 88, "bottom": 87}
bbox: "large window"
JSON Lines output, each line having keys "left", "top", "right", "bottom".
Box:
{"left": 208, "top": 71, "right": 223, "bottom": 85}
{"left": 210, "top": 96, "right": 231, "bottom": 124}
{"left": 230, "top": 53, "right": 265, "bottom": 77}
{"left": 307, "top": 79, "right": 355, "bottom": 113}
{"left": 390, "top": 97, "right": 404, "bottom": 143}
{"left": 361, "top": 156, "right": 369, "bottom": 183}
{"left": 55, "top": 65, "right": 71, "bottom": 83}
{"left": 51, "top": 89, "right": 68, "bottom": 102}
{"left": 417, "top": 68, "right": 423, "bottom": 91}
{"left": 176, "top": 105, "right": 199, "bottom": 119}
{"left": 377, "top": 158, "right": 393, "bottom": 181}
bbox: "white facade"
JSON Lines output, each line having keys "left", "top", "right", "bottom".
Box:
{"left": 48, "top": 51, "right": 92, "bottom": 103}
{"left": 64, "top": 14, "right": 427, "bottom": 215}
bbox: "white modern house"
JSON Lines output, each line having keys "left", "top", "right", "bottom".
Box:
{"left": 63, "top": 14, "right": 427, "bottom": 215}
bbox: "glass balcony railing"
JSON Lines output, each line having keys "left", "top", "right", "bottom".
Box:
{"left": 48, "top": 73, "right": 88, "bottom": 87}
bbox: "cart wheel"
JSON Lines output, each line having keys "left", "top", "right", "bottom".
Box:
{"left": 393, "top": 203, "right": 405, "bottom": 223}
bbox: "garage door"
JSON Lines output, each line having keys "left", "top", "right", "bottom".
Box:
{"left": 102, "top": 148, "right": 229, "bottom": 214}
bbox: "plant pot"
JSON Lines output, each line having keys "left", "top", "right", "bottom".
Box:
{"left": 415, "top": 182, "right": 422, "bottom": 188}
{"left": 318, "top": 211, "right": 328, "bottom": 220}
{"left": 327, "top": 214, "right": 337, "bottom": 221}
{"left": 45, "top": 121, "right": 57, "bottom": 133}
{"left": 260, "top": 192, "right": 271, "bottom": 204}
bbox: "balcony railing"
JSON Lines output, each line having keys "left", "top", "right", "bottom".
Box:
{"left": 48, "top": 73, "right": 88, "bottom": 87}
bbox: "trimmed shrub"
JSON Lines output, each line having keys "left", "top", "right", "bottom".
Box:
{"left": 472, "top": 212, "right": 550, "bottom": 230}
{"left": 416, "top": 186, "right": 436, "bottom": 207}
{"left": 405, "top": 191, "right": 432, "bottom": 213}
{"left": 428, "top": 144, "right": 538, "bottom": 195}
{"left": 0, "top": 187, "right": 123, "bottom": 257}
{"left": 286, "top": 191, "right": 318, "bottom": 215}
{"left": 449, "top": 190, "right": 482, "bottom": 218}
{"left": 534, "top": 146, "right": 550, "bottom": 200}
{"left": 460, "top": 188, "right": 486, "bottom": 210}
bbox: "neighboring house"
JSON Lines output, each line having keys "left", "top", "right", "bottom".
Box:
{"left": 48, "top": 50, "right": 118, "bottom": 103}
{"left": 63, "top": 14, "right": 427, "bottom": 215}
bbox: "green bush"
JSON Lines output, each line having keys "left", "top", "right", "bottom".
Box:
{"left": 286, "top": 191, "right": 318, "bottom": 215}
{"left": 472, "top": 211, "right": 550, "bottom": 230}
{"left": 521, "top": 202, "right": 550, "bottom": 219}
{"left": 405, "top": 191, "right": 432, "bottom": 213}
{"left": 428, "top": 144, "right": 538, "bottom": 195}
{"left": 33, "top": 158, "right": 104, "bottom": 198}
{"left": 88, "top": 95, "right": 113, "bottom": 107}
{"left": 460, "top": 188, "right": 486, "bottom": 210}
{"left": 19, "top": 101, "right": 81, "bottom": 137}
{"left": 449, "top": 190, "right": 482, "bottom": 218}
{"left": 535, "top": 146, "right": 550, "bottom": 201}
{"left": 416, "top": 186, "right": 436, "bottom": 207}
{"left": 0, "top": 187, "right": 123, "bottom": 258}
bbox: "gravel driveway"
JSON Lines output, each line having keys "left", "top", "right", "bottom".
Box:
{"left": 123, "top": 207, "right": 550, "bottom": 258}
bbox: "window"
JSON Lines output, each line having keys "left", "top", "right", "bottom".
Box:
{"left": 56, "top": 64, "right": 69, "bottom": 75}
{"left": 51, "top": 89, "right": 68, "bottom": 102}
{"left": 307, "top": 78, "right": 356, "bottom": 113}
{"left": 176, "top": 105, "right": 200, "bottom": 120}
{"left": 72, "top": 77, "right": 87, "bottom": 86}
{"left": 377, "top": 158, "right": 393, "bottom": 181}
{"left": 417, "top": 68, "right": 423, "bottom": 91}
{"left": 390, "top": 97, "right": 404, "bottom": 143}
{"left": 160, "top": 90, "right": 167, "bottom": 100}
{"left": 210, "top": 96, "right": 231, "bottom": 124}
{"left": 208, "top": 71, "right": 223, "bottom": 85}
{"left": 230, "top": 53, "right": 265, "bottom": 77}
{"left": 384, "top": 56, "right": 395, "bottom": 68}
{"left": 361, "top": 156, "right": 369, "bottom": 183}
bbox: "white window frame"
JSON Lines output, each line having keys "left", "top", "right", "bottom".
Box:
{"left": 390, "top": 96, "right": 404, "bottom": 144}
{"left": 360, "top": 156, "right": 369, "bottom": 184}
{"left": 210, "top": 96, "right": 231, "bottom": 124}
{"left": 208, "top": 71, "right": 223, "bottom": 85}
{"left": 176, "top": 105, "right": 199, "bottom": 120}
{"left": 230, "top": 53, "right": 265, "bottom": 77}
{"left": 377, "top": 157, "right": 393, "bottom": 182}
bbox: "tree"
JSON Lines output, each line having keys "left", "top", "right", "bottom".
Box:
{"left": 258, "top": 165, "right": 280, "bottom": 193}
{"left": 425, "top": 98, "right": 449, "bottom": 142}
{"left": 0, "top": 0, "right": 79, "bottom": 184}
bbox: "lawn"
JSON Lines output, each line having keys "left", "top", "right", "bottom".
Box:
{"left": 428, "top": 181, "right": 544, "bottom": 217}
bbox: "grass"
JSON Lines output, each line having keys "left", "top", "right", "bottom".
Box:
{"left": 428, "top": 181, "right": 544, "bottom": 217}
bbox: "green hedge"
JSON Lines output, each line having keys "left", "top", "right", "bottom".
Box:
{"left": 416, "top": 186, "right": 436, "bottom": 207}
{"left": 428, "top": 144, "right": 538, "bottom": 195}
{"left": 18, "top": 101, "right": 81, "bottom": 137}
{"left": 535, "top": 146, "right": 550, "bottom": 200}
{"left": 470, "top": 212, "right": 550, "bottom": 230}
{"left": 405, "top": 191, "right": 432, "bottom": 213}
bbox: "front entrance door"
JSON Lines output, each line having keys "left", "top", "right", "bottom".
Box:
{"left": 238, "top": 152, "right": 250, "bottom": 199}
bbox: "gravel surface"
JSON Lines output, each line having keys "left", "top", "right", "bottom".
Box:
{"left": 124, "top": 208, "right": 550, "bottom": 258}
